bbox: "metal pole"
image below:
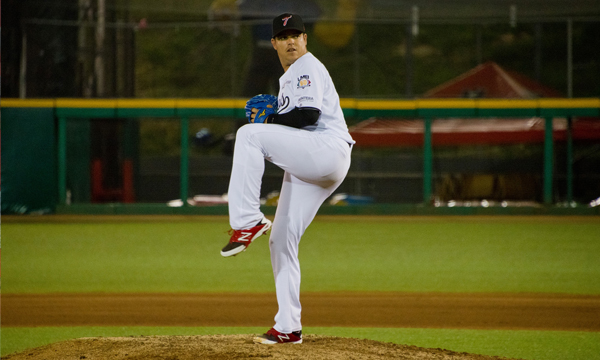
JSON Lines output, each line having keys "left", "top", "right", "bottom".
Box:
{"left": 566, "top": 117, "right": 573, "bottom": 204}
{"left": 534, "top": 23, "right": 542, "bottom": 81}
{"left": 405, "top": 23, "right": 413, "bottom": 98}
{"left": 19, "top": 27, "right": 27, "bottom": 98}
{"left": 476, "top": 24, "right": 482, "bottom": 65}
{"left": 58, "top": 117, "right": 68, "bottom": 205}
{"left": 509, "top": 5, "right": 517, "bottom": 28}
{"left": 543, "top": 117, "right": 554, "bottom": 205}
{"left": 567, "top": 18, "right": 573, "bottom": 98}
{"left": 230, "top": 23, "right": 236, "bottom": 97}
{"left": 353, "top": 24, "right": 360, "bottom": 97}
{"left": 423, "top": 117, "right": 433, "bottom": 203}
{"left": 95, "top": 0, "right": 106, "bottom": 97}
{"left": 180, "top": 117, "right": 190, "bottom": 205}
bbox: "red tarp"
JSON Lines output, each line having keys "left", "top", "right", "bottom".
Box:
{"left": 424, "top": 61, "right": 562, "bottom": 98}
{"left": 350, "top": 61, "right": 599, "bottom": 147}
{"left": 349, "top": 118, "right": 600, "bottom": 147}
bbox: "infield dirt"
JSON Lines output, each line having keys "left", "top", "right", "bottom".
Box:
{"left": 3, "top": 292, "right": 599, "bottom": 331}
{"left": 3, "top": 292, "right": 600, "bottom": 359}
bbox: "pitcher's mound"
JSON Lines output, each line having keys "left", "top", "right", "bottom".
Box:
{"left": 3, "top": 334, "right": 520, "bottom": 360}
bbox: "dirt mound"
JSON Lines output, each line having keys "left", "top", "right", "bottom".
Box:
{"left": 3, "top": 334, "right": 520, "bottom": 360}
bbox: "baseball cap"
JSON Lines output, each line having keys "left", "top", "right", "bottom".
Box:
{"left": 272, "top": 13, "right": 305, "bottom": 38}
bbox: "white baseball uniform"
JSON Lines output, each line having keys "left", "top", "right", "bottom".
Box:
{"left": 228, "top": 51, "right": 354, "bottom": 333}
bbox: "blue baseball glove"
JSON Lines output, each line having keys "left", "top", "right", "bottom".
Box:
{"left": 245, "top": 94, "right": 278, "bottom": 123}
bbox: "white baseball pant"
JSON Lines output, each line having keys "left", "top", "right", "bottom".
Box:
{"left": 228, "top": 123, "right": 352, "bottom": 333}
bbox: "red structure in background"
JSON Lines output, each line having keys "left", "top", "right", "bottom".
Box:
{"left": 350, "top": 118, "right": 600, "bottom": 148}
{"left": 423, "top": 61, "right": 562, "bottom": 98}
{"left": 349, "top": 62, "right": 600, "bottom": 147}
{"left": 91, "top": 159, "right": 135, "bottom": 203}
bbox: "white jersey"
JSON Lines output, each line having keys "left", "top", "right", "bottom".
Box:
{"left": 276, "top": 52, "right": 355, "bottom": 145}
{"left": 229, "top": 51, "right": 353, "bottom": 336}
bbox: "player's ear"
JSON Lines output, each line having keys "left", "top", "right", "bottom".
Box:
{"left": 271, "top": 38, "right": 277, "bottom": 49}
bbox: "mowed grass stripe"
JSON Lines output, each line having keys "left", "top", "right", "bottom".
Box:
{"left": 2, "top": 216, "right": 599, "bottom": 294}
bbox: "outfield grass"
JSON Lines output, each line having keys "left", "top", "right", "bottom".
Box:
{"left": 2, "top": 215, "right": 600, "bottom": 359}
{"left": 3, "top": 216, "right": 600, "bottom": 294}
{"left": 2, "top": 326, "right": 599, "bottom": 360}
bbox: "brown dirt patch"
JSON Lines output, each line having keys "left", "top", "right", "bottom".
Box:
{"left": 1, "top": 334, "right": 521, "bottom": 360}
{"left": 3, "top": 292, "right": 599, "bottom": 331}
{"left": 3, "top": 292, "right": 598, "bottom": 359}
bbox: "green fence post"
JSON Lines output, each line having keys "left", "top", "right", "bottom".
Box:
{"left": 58, "top": 117, "right": 67, "bottom": 205}
{"left": 566, "top": 117, "right": 573, "bottom": 204}
{"left": 180, "top": 116, "right": 190, "bottom": 205}
{"left": 543, "top": 117, "right": 554, "bottom": 205}
{"left": 423, "top": 117, "right": 433, "bottom": 204}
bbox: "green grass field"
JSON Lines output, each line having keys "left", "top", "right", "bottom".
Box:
{"left": 2, "top": 215, "right": 600, "bottom": 358}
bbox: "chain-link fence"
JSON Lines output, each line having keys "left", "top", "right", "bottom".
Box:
{"left": 4, "top": 0, "right": 600, "bottom": 99}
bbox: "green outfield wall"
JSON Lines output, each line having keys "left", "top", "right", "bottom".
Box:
{"left": 2, "top": 98, "right": 599, "bottom": 215}
{"left": 1, "top": 105, "right": 57, "bottom": 214}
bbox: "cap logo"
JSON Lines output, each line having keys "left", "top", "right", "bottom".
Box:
{"left": 282, "top": 15, "right": 292, "bottom": 26}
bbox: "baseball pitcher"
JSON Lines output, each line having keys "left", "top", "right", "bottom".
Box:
{"left": 220, "top": 13, "right": 355, "bottom": 344}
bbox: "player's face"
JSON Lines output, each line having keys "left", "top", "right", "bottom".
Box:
{"left": 271, "top": 30, "right": 308, "bottom": 70}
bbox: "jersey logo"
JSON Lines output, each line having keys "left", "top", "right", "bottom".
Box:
{"left": 282, "top": 15, "right": 292, "bottom": 26}
{"left": 297, "top": 75, "right": 311, "bottom": 89}
{"left": 238, "top": 232, "right": 253, "bottom": 242}
{"left": 298, "top": 96, "right": 314, "bottom": 103}
{"left": 278, "top": 96, "right": 290, "bottom": 112}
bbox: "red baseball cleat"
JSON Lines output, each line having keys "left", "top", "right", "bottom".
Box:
{"left": 253, "top": 328, "right": 303, "bottom": 344}
{"left": 220, "top": 217, "right": 272, "bottom": 257}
